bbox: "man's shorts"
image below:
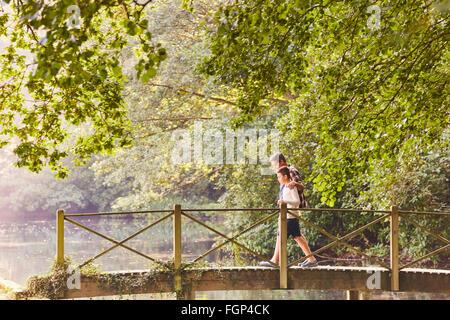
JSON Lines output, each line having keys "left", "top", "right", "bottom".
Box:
{"left": 277, "top": 218, "right": 302, "bottom": 238}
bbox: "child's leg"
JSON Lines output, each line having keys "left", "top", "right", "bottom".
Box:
{"left": 271, "top": 235, "right": 280, "bottom": 264}
{"left": 271, "top": 219, "right": 282, "bottom": 264}
{"left": 294, "top": 235, "right": 317, "bottom": 263}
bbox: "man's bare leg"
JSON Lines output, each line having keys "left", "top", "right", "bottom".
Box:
{"left": 294, "top": 235, "right": 317, "bottom": 263}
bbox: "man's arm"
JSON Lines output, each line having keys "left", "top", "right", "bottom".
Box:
{"left": 287, "top": 167, "right": 304, "bottom": 192}
{"left": 293, "top": 181, "right": 304, "bottom": 192}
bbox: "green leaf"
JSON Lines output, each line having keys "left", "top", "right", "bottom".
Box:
{"left": 141, "top": 67, "right": 156, "bottom": 83}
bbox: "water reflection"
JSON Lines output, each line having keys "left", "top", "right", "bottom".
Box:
{"left": 1, "top": 216, "right": 448, "bottom": 300}
{"left": 197, "top": 289, "right": 347, "bottom": 300}
{"left": 195, "top": 289, "right": 449, "bottom": 300}
{"left": 64, "top": 290, "right": 449, "bottom": 300}
{"left": 0, "top": 214, "right": 223, "bottom": 285}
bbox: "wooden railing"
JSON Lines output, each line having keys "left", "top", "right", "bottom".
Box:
{"left": 56, "top": 205, "right": 450, "bottom": 293}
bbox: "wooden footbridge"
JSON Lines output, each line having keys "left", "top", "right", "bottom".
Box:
{"left": 21, "top": 204, "right": 450, "bottom": 299}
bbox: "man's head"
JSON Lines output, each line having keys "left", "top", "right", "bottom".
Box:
{"left": 270, "top": 152, "right": 287, "bottom": 169}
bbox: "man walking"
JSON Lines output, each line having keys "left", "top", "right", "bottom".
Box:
{"left": 270, "top": 152, "right": 307, "bottom": 209}
{"left": 260, "top": 152, "right": 317, "bottom": 268}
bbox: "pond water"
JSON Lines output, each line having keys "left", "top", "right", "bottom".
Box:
{"left": 0, "top": 214, "right": 224, "bottom": 285}
{"left": 0, "top": 215, "right": 448, "bottom": 300}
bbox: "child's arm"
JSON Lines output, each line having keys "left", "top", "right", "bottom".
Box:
{"left": 283, "top": 186, "right": 300, "bottom": 207}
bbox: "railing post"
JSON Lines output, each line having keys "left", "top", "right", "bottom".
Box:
{"left": 279, "top": 203, "right": 288, "bottom": 289}
{"left": 56, "top": 209, "right": 65, "bottom": 265}
{"left": 390, "top": 205, "right": 399, "bottom": 291}
{"left": 346, "top": 290, "right": 360, "bottom": 300}
{"left": 173, "top": 204, "right": 182, "bottom": 297}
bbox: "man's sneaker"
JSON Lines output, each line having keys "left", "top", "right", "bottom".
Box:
{"left": 260, "top": 261, "right": 277, "bottom": 268}
{"left": 297, "top": 259, "right": 314, "bottom": 266}
{"left": 298, "top": 260, "right": 318, "bottom": 268}
{"left": 297, "top": 260, "right": 308, "bottom": 267}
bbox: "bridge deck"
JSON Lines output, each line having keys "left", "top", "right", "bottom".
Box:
{"left": 32, "top": 266, "right": 449, "bottom": 299}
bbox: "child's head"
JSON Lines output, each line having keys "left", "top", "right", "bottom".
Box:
{"left": 277, "top": 166, "right": 291, "bottom": 184}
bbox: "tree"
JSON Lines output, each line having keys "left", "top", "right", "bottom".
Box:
{"left": 90, "top": 0, "right": 243, "bottom": 210}
{"left": 1, "top": 0, "right": 168, "bottom": 178}
{"left": 201, "top": 0, "right": 449, "bottom": 205}
{"left": 0, "top": 146, "right": 131, "bottom": 220}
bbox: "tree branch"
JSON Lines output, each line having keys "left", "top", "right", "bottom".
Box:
{"left": 146, "top": 82, "right": 238, "bottom": 106}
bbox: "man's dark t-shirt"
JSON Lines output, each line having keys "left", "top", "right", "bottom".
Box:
{"left": 279, "top": 165, "right": 307, "bottom": 208}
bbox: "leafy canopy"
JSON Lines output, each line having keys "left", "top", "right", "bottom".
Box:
{"left": 201, "top": 0, "right": 449, "bottom": 205}
{"left": 1, "top": 0, "right": 167, "bottom": 178}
